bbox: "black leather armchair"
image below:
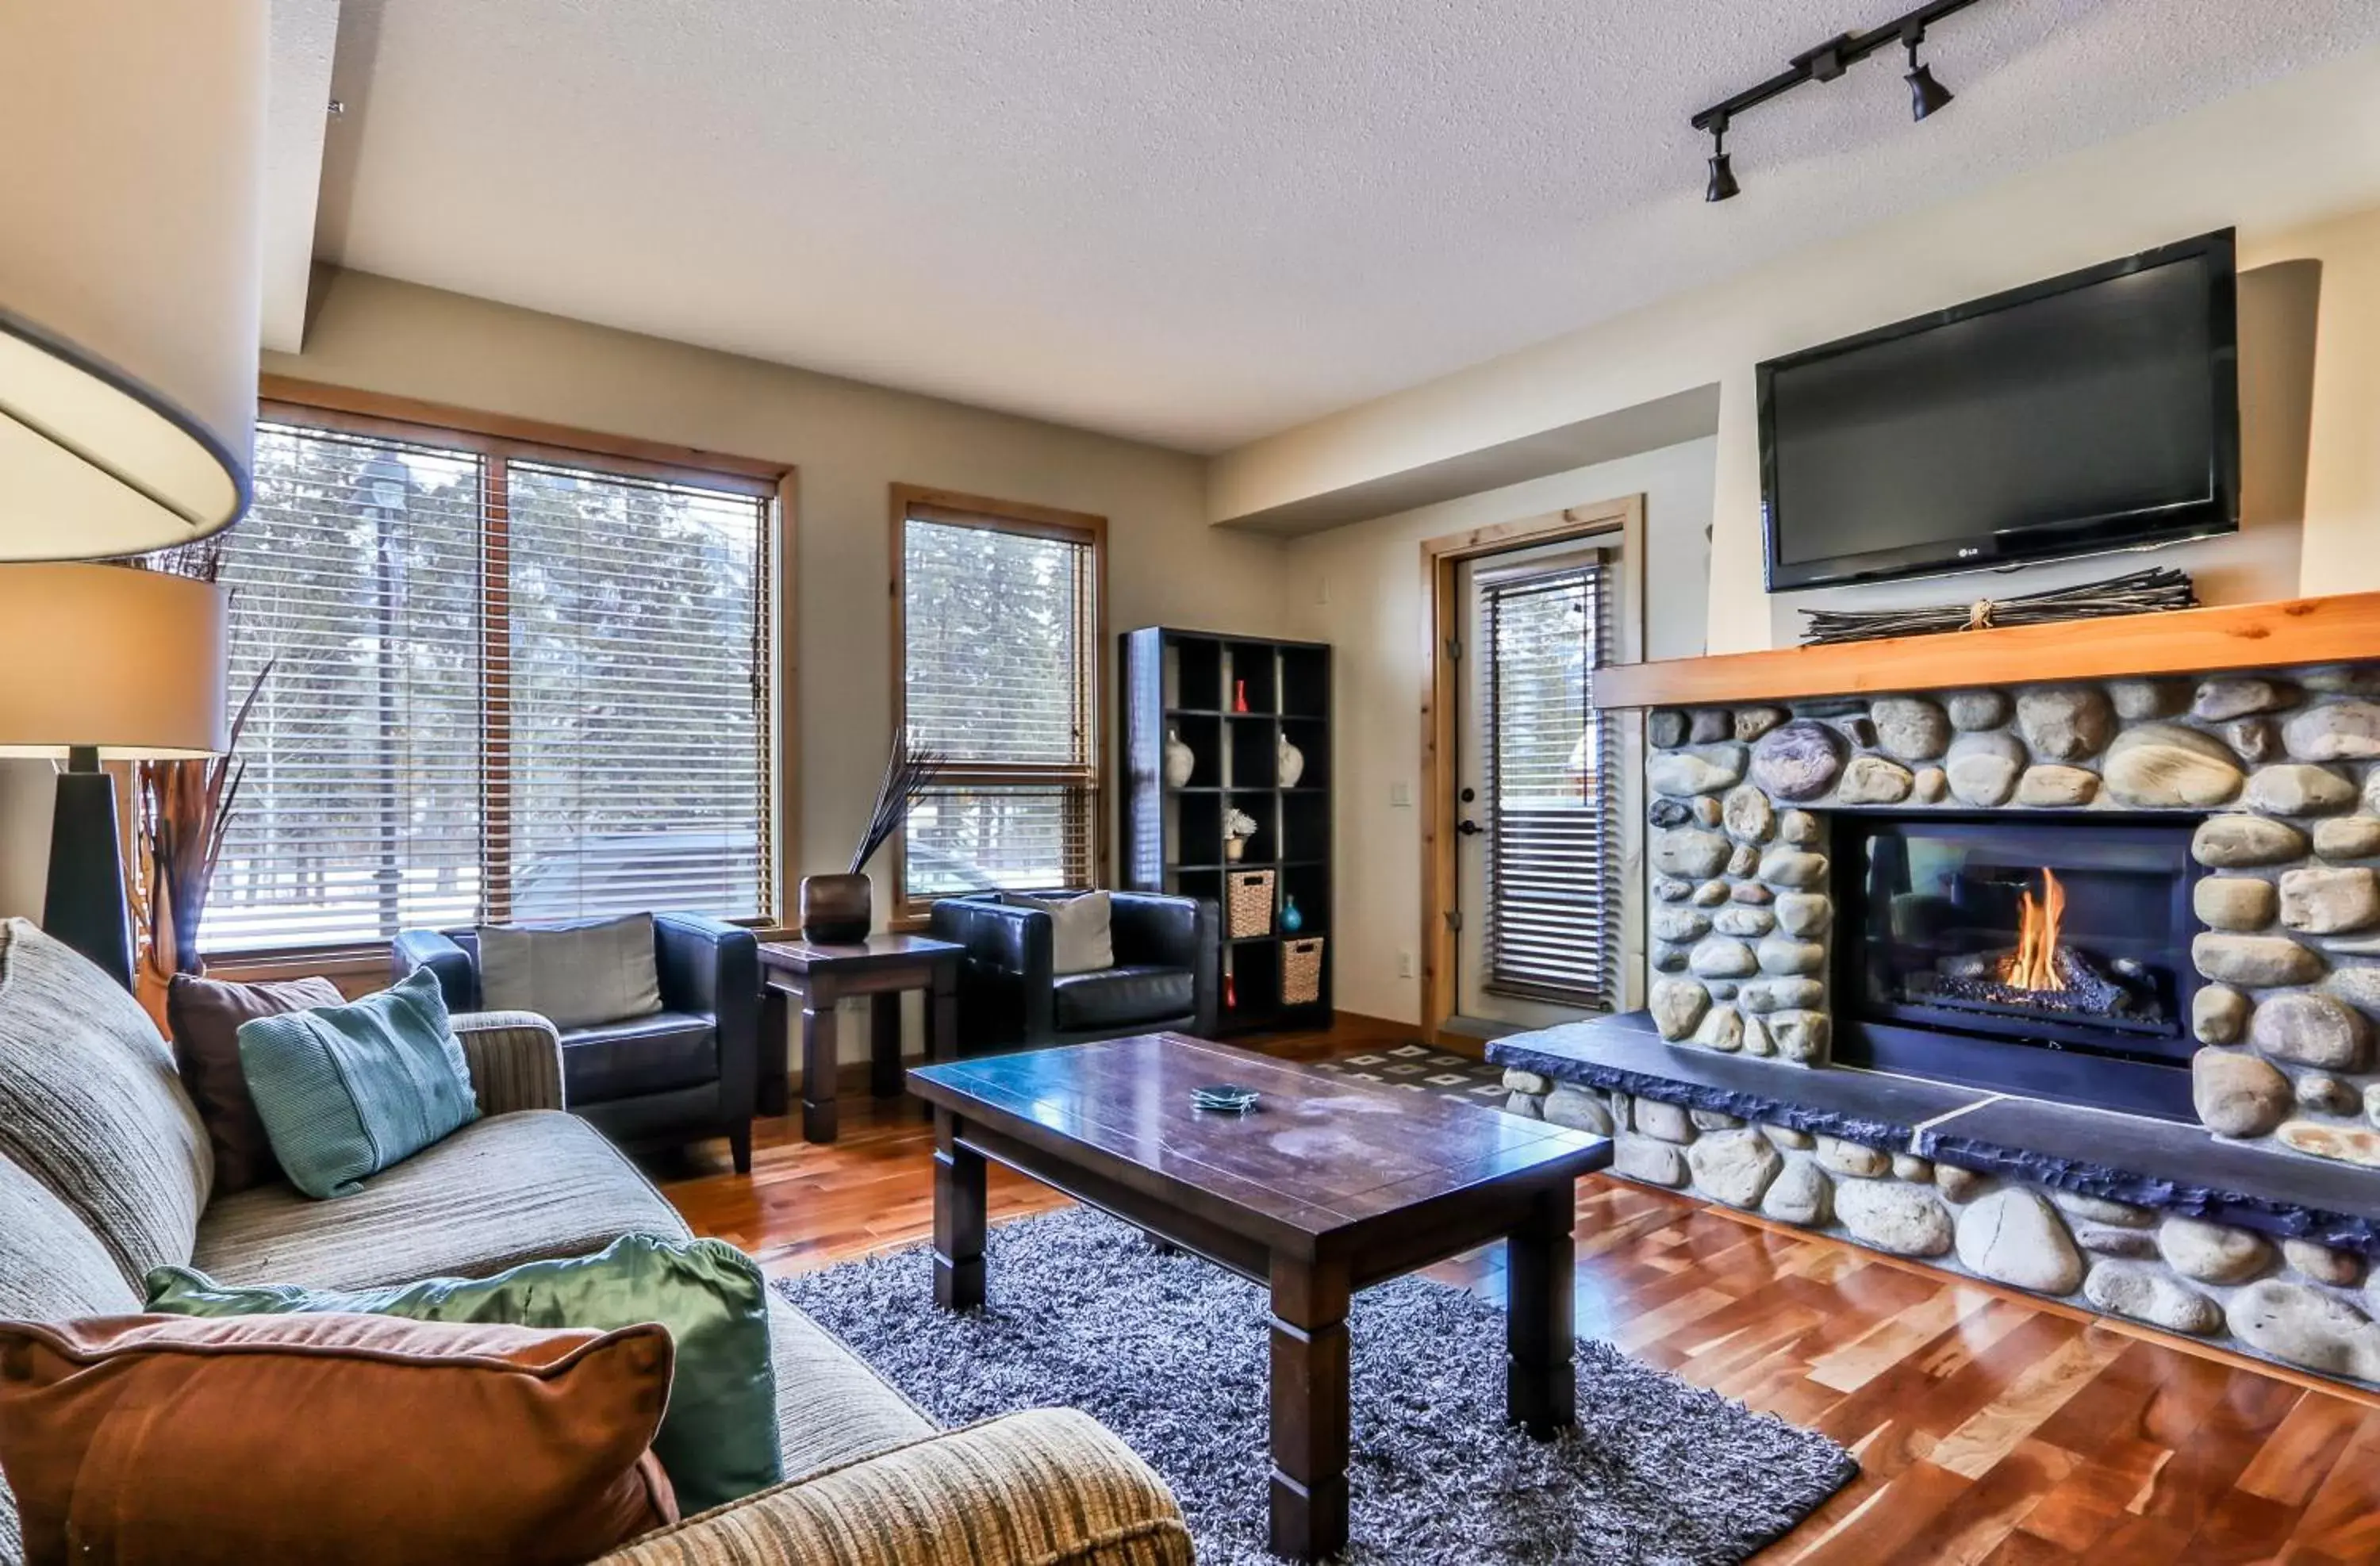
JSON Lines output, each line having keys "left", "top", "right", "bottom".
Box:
{"left": 393, "top": 913, "right": 760, "bottom": 1172}
{"left": 927, "top": 891, "right": 1218, "bottom": 1054}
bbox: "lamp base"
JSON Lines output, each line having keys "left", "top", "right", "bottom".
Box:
{"left": 43, "top": 766, "right": 135, "bottom": 990}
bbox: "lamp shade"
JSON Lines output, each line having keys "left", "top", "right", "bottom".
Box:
{"left": 0, "top": 1, "right": 267, "bottom": 560}
{"left": 0, "top": 565, "right": 228, "bottom": 758}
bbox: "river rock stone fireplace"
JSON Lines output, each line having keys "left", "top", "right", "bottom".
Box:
{"left": 1489, "top": 598, "right": 2380, "bottom": 1390}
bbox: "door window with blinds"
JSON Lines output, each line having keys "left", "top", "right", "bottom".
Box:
{"left": 892, "top": 489, "right": 1103, "bottom": 917}
{"left": 201, "top": 411, "right": 776, "bottom": 954}
{"left": 1478, "top": 557, "right": 1622, "bottom": 1008}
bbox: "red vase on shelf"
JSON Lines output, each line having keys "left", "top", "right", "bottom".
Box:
{"left": 1232, "top": 678, "right": 1250, "bottom": 714}
{"left": 1223, "top": 973, "right": 1238, "bottom": 1010}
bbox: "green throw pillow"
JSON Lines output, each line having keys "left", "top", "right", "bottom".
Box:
{"left": 145, "top": 1233, "right": 781, "bottom": 1514}
{"left": 235, "top": 966, "right": 479, "bottom": 1199}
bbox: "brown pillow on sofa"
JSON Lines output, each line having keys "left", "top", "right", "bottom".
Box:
{"left": 166, "top": 973, "right": 345, "bottom": 1192}
{"left": 0, "top": 1312, "right": 678, "bottom": 1565}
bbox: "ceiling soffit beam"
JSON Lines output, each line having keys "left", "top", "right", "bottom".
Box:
{"left": 1213, "top": 386, "right": 1722, "bottom": 537}
{"left": 260, "top": 0, "right": 340, "bottom": 354}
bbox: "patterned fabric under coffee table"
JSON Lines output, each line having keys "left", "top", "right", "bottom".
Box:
{"left": 1300, "top": 1042, "right": 1511, "bottom": 1108}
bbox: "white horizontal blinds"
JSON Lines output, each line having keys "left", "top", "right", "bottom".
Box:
{"left": 204, "top": 424, "right": 489, "bottom": 950}
{"left": 504, "top": 460, "right": 770, "bottom": 922}
{"left": 201, "top": 417, "right": 774, "bottom": 955}
{"left": 901, "top": 516, "right": 1092, "bottom": 767}
{"left": 1482, "top": 559, "right": 1622, "bottom": 1008}
{"left": 900, "top": 509, "right": 1097, "bottom": 902}
{"left": 902, "top": 785, "right": 1095, "bottom": 900}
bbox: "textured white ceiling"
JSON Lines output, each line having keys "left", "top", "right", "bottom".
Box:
{"left": 311, "top": 2, "right": 2380, "bottom": 453}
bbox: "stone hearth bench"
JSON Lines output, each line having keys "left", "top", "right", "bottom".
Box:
{"left": 1491, "top": 1011, "right": 2380, "bottom": 1388}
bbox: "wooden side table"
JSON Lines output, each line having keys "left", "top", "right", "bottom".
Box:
{"left": 757, "top": 935, "right": 962, "bottom": 1143}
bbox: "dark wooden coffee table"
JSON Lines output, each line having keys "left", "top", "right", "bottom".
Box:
{"left": 907, "top": 1031, "right": 1611, "bottom": 1562}
{"left": 758, "top": 935, "right": 962, "bottom": 1142}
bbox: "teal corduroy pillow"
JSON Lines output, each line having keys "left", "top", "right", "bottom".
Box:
{"left": 145, "top": 1233, "right": 782, "bottom": 1514}
{"left": 236, "top": 966, "right": 479, "bottom": 1199}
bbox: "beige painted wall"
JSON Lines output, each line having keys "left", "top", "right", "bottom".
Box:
{"left": 1215, "top": 48, "right": 2380, "bottom": 654}
{"left": 1279, "top": 437, "right": 1716, "bottom": 1025}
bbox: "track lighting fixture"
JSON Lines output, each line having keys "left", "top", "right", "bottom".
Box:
{"left": 1904, "top": 29, "right": 1954, "bottom": 120}
{"left": 1690, "top": 0, "right": 1981, "bottom": 201}
{"left": 1704, "top": 121, "right": 1739, "bottom": 203}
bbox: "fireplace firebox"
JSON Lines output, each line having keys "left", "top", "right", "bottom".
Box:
{"left": 1832, "top": 813, "right": 2205, "bottom": 1123}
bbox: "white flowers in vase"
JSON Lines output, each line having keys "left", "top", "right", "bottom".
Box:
{"left": 1224, "top": 808, "right": 1261, "bottom": 862}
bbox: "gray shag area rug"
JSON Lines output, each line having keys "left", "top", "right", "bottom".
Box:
{"left": 777, "top": 1207, "right": 1856, "bottom": 1564}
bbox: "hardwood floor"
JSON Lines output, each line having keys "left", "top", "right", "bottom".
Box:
{"left": 655, "top": 1019, "right": 2380, "bottom": 1564}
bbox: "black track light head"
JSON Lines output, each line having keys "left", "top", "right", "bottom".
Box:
{"left": 1905, "top": 36, "right": 1954, "bottom": 119}
{"left": 1706, "top": 151, "right": 1740, "bottom": 202}
{"left": 1906, "top": 62, "right": 1953, "bottom": 118}
{"left": 1705, "top": 121, "right": 1740, "bottom": 202}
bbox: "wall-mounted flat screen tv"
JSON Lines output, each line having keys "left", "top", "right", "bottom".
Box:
{"left": 1758, "top": 228, "right": 2240, "bottom": 591}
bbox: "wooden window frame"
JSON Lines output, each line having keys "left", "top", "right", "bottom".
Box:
{"left": 210, "top": 377, "right": 797, "bottom": 977}
{"left": 886, "top": 483, "right": 1109, "bottom": 931}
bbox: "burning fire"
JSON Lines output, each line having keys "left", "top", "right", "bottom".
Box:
{"left": 2007, "top": 868, "right": 2067, "bottom": 992}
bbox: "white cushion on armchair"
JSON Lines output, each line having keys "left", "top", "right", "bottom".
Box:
{"left": 477, "top": 914, "right": 662, "bottom": 1030}
{"left": 1008, "top": 891, "right": 1115, "bottom": 975}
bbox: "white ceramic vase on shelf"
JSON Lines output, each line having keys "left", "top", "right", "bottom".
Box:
{"left": 1276, "top": 732, "right": 1305, "bottom": 788}
{"left": 1163, "top": 727, "right": 1196, "bottom": 788}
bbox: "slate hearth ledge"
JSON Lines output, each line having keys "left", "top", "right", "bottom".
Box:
{"left": 1491, "top": 1011, "right": 1984, "bottom": 1151}
{"left": 1491, "top": 1011, "right": 2380, "bottom": 1257}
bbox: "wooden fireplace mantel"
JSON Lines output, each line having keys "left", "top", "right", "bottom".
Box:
{"left": 1591, "top": 591, "right": 2380, "bottom": 710}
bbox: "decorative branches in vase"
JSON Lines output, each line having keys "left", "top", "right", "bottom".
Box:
{"left": 119, "top": 538, "right": 259, "bottom": 1000}
{"left": 801, "top": 727, "right": 946, "bottom": 942}
{"left": 133, "top": 662, "right": 268, "bottom": 983}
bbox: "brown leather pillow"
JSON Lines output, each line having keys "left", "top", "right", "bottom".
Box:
{"left": 0, "top": 1312, "right": 678, "bottom": 1565}
{"left": 166, "top": 973, "right": 346, "bottom": 1192}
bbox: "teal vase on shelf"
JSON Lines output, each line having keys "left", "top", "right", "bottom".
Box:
{"left": 1281, "top": 895, "right": 1304, "bottom": 934}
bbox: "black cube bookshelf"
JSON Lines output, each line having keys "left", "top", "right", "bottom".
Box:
{"left": 1122, "top": 627, "right": 1332, "bottom": 1034}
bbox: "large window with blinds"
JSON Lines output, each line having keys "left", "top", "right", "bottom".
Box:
{"left": 200, "top": 406, "right": 778, "bottom": 954}
{"left": 890, "top": 487, "right": 1104, "bottom": 919}
{"left": 1480, "top": 558, "right": 1622, "bottom": 1008}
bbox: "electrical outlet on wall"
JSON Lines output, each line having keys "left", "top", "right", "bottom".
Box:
{"left": 1395, "top": 950, "right": 1414, "bottom": 978}
{"left": 1388, "top": 781, "right": 1411, "bottom": 808}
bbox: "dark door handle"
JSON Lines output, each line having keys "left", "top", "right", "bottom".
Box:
{"left": 1457, "top": 819, "right": 1484, "bottom": 837}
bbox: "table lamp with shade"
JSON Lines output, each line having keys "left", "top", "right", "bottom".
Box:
{"left": 0, "top": 565, "right": 228, "bottom": 987}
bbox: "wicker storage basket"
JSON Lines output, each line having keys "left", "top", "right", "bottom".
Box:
{"left": 1226, "top": 869, "right": 1275, "bottom": 938}
{"left": 1282, "top": 938, "right": 1325, "bottom": 1005}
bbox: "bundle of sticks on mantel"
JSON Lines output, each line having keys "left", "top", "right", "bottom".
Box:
{"left": 1799, "top": 567, "right": 2197, "bottom": 646}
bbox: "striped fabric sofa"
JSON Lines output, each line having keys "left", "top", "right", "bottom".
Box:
{"left": 0, "top": 918, "right": 1190, "bottom": 1566}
